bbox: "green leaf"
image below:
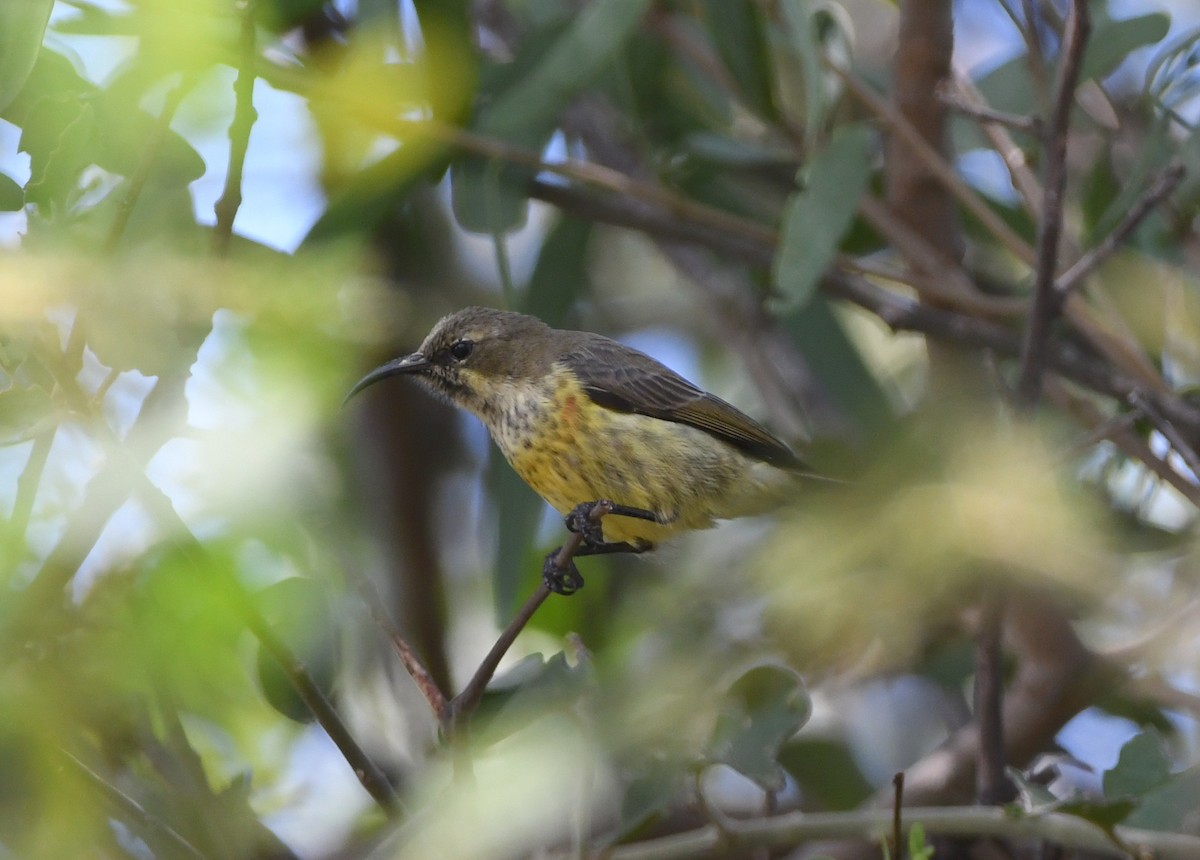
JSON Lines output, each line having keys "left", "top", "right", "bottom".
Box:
{"left": 1103, "top": 730, "right": 1172, "bottom": 799}
{"left": 452, "top": 0, "right": 651, "bottom": 233}
{"left": 0, "top": 0, "right": 54, "bottom": 112}
{"left": 616, "top": 758, "right": 686, "bottom": 839}
{"left": 1080, "top": 13, "right": 1171, "bottom": 83}
{"left": 253, "top": 577, "right": 338, "bottom": 724}
{"left": 907, "top": 823, "right": 934, "bottom": 860}
{"left": 0, "top": 173, "right": 23, "bottom": 211}
{"left": 477, "top": 0, "right": 650, "bottom": 141}
{"left": 708, "top": 663, "right": 811, "bottom": 791}
{"left": 1125, "top": 767, "right": 1200, "bottom": 832}
{"left": 771, "top": 123, "right": 874, "bottom": 312}
{"left": 701, "top": 0, "right": 774, "bottom": 119}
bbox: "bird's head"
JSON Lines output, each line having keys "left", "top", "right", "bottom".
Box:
{"left": 346, "top": 307, "right": 556, "bottom": 412}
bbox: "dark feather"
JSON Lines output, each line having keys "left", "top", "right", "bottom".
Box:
{"left": 561, "top": 335, "right": 804, "bottom": 470}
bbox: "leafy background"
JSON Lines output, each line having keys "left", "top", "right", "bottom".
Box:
{"left": 2, "top": 1, "right": 1200, "bottom": 858}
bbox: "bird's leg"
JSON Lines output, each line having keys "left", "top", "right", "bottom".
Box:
{"left": 563, "top": 500, "right": 666, "bottom": 548}
{"left": 542, "top": 532, "right": 653, "bottom": 596}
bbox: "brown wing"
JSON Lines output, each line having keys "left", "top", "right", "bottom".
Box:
{"left": 561, "top": 335, "right": 804, "bottom": 470}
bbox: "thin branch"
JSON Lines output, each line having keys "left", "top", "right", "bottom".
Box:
{"left": 106, "top": 75, "right": 196, "bottom": 253}
{"left": 936, "top": 82, "right": 1042, "bottom": 135}
{"left": 213, "top": 0, "right": 258, "bottom": 256}
{"left": 829, "top": 60, "right": 1038, "bottom": 267}
{"left": 1016, "top": 0, "right": 1091, "bottom": 407}
{"left": 951, "top": 73, "right": 1044, "bottom": 213}
{"left": 450, "top": 583, "right": 552, "bottom": 727}
{"left": 8, "top": 428, "right": 55, "bottom": 547}
{"left": 448, "top": 501, "right": 614, "bottom": 725}
{"left": 1045, "top": 379, "right": 1200, "bottom": 508}
{"left": 131, "top": 476, "right": 403, "bottom": 815}
{"left": 1127, "top": 390, "right": 1200, "bottom": 486}
{"left": 974, "top": 586, "right": 1009, "bottom": 805}
{"left": 890, "top": 773, "right": 903, "bottom": 859}
{"left": 598, "top": 805, "right": 1200, "bottom": 860}
{"left": 347, "top": 564, "right": 450, "bottom": 728}
{"left": 1056, "top": 161, "right": 1187, "bottom": 297}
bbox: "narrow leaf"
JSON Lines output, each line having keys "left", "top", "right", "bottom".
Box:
{"left": 772, "top": 123, "right": 874, "bottom": 312}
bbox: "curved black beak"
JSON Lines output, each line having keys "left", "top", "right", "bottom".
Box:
{"left": 344, "top": 352, "right": 429, "bottom": 405}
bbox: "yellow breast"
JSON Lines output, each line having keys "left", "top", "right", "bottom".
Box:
{"left": 473, "top": 367, "right": 769, "bottom": 546}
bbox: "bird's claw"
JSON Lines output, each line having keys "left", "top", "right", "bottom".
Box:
{"left": 564, "top": 500, "right": 611, "bottom": 547}
{"left": 543, "top": 549, "right": 584, "bottom": 595}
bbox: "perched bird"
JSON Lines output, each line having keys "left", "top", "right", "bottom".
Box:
{"left": 347, "top": 306, "right": 805, "bottom": 594}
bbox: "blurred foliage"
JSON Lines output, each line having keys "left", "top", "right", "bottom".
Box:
{"left": 1, "top": 1, "right": 1200, "bottom": 859}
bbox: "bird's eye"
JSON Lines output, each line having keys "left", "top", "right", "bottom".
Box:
{"left": 449, "top": 339, "right": 474, "bottom": 361}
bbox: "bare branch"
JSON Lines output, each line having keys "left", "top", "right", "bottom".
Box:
{"left": 1016, "top": 0, "right": 1092, "bottom": 406}
{"left": 213, "top": 0, "right": 259, "bottom": 255}
{"left": 449, "top": 501, "right": 614, "bottom": 725}
{"left": 936, "top": 82, "right": 1042, "bottom": 135}
{"left": 348, "top": 565, "right": 450, "bottom": 728}
{"left": 1056, "top": 161, "right": 1187, "bottom": 297}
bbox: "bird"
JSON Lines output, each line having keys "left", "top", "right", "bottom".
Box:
{"left": 347, "top": 306, "right": 806, "bottom": 594}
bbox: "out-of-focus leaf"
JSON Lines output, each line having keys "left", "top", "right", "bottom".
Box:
{"left": 683, "top": 132, "right": 793, "bottom": 168}
{"left": 974, "top": 56, "right": 1035, "bottom": 119}
{"left": 779, "top": 0, "right": 850, "bottom": 150}
{"left": 7, "top": 50, "right": 204, "bottom": 211}
{"left": 1104, "top": 730, "right": 1172, "bottom": 799}
{"left": 616, "top": 757, "right": 686, "bottom": 840}
{"left": 1007, "top": 767, "right": 1062, "bottom": 814}
{"left": 0, "top": 383, "right": 54, "bottom": 445}
{"left": 522, "top": 216, "right": 591, "bottom": 324}
{"left": 708, "top": 663, "right": 810, "bottom": 791}
{"left": 256, "top": 0, "right": 328, "bottom": 33}
{"left": 452, "top": 0, "right": 650, "bottom": 233}
{"left": 908, "top": 824, "right": 935, "bottom": 860}
{"left": 476, "top": 0, "right": 649, "bottom": 142}
{"left": 780, "top": 295, "right": 893, "bottom": 436}
{"left": 0, "top": 0, "right": 53, "bottom": 112}
{"left": 0, "top": 172, "right": 24, "bottom": 211}
{"left": 472, "top": 652, "right": 592, "bottom": 746}
{"left": 771, "top": 123, "right": 873, "bottom": 312}
{"left": 1081, "top": 13, "right": 1171, "bottom": 83}
{"left": 487, "top": 453, "right": 549, "bottom": 619}
{"left": 778, "top": 736, "right": 873, "bottom": 810}
{"left": 1125, "top": 767, "right": 1200, "bottom": 832}
{"left": 701, "top": 0, "right": 775, "bottom": 119}
{"left": 254, "top": 577, "right": 338, "bottom": 723}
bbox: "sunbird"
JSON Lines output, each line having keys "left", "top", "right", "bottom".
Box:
{"left": 348, "top": 307, "right": 804, "bottom": 594}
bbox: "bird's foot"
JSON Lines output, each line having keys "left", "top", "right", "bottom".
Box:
{"left": 564, "top": 500, "right": 662, "bottom": 546}
{"left": 542, "top": 550, "right": 584, "bottom": 595}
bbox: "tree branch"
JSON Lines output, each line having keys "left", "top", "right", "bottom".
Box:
{"left": 1016, "top": 0, "right": 1091, "bottom": 406}
{"left": 213, "top": 0, "right": 258, "bottom": 255}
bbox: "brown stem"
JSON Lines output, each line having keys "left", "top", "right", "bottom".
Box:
{"left": 1016, "top": 0, "right": 1091, "bottom": 406}
{"left": 1056, "top": 161, "right": 1186, "bottom": 298}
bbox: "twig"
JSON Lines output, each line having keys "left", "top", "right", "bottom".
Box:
{"left": 936, "top": 83, "right": 1042, "bottom": 135}
{"left": 1016, "top": 0, "right": 1091, "bottom": 407}
{"left": 1056, "top": 161, "right": 1187, "bottom": 297}
{"left": 131, "top": 475, "right": 403, "bottom": 815}
{"left": 891, "top": 773, "right": 903, "bottom": 859}
{"left": 450, "top": 583, "right": 553, "bottom": 727}
{"left": 595, "top": 805, "right": 1200, "bottom": 860}
{"left": 1127, "top": 390, "right": 1200, "bottom": 485}
{"left": 8, "top": 429, "right": 55, "bottom": 548}
{"left": 213, "top": 0, "right": 258, "bottom": 256}
{"left": 974, "top": 586, "right": 1009, "bottom": 805}
{"left": 951, "top": 74, "right": 1044, "bottom": 213}
{"left": 449, "top": 501, "right": 613, "bottom": 725}
{"left": 1046, "top": 379, "right": 1200, "bottom": 508}
{"left": 60, "top": 747, "right": 212, "bottom": 860}
{"left": 106, "top": 74, "right": 196, "bottom": 252}
{"left": 829, "top": 60, "right": 1037, "bottom": 267}
{"left": 347, "top": 565, "right": 450, "bottom": 728}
